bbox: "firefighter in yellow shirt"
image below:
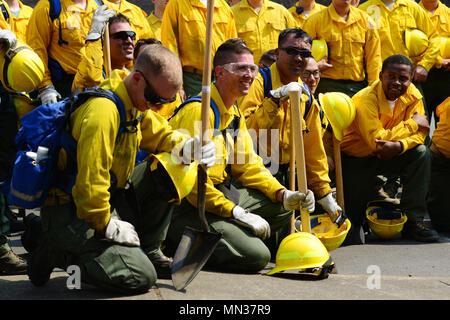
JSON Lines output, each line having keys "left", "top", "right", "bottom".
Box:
{"left": 303, "top": 0, "right": 382, "bottom": 97}
{"left": 27, "top": 45, "right": 216, "bottom": 292}
{"left": 161, "top": 0, "right": 237, "bottom": 99}
{"left": 240, "top": 28, "right": 341, "bottom": 223}
{"left": 340, "top": 54, "right": 439, "bottom": 245}
{"left": 232, "top": 0, "right": 297, "bottom": 64}
{"left": 419, "top": 0, "right": 450, "bottom": 124}
{"left": 2, "top": 0, "right": 33, "bottom": 43}
{"left": 147, "top": 0, "right": 169, "bottom": 40}
{"left": 428, "top": 97, "right": 450, "bottom": 232}
{"left": 288, "top": 0, "right": 327, "bottom": 29}
{"left": 167, "top": 38, "right": 315, "bottom": 272}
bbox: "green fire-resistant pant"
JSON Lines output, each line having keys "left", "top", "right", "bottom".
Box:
{"left": 341, "top": 145, "right": 430, "bottom": 230}
{"left": 427, "top": 149, "right": 450, "bottom": 232}
{"left": 422, "top": 67, "right": 450, "bottom": 124}
{"left": 182, "top": 72, "right": 203, "bottom": 99}
{"left": 38, "top": 161, "right": 175, "bottom": 294}
{"left": 166, "top": 182, "right": 292, "bottom": 273}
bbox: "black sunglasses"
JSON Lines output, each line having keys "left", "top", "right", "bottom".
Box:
{"left": 279, "top": 46, "right": 312, "bottom": 58}
{"left": 135, "top": 70, "right": 177, "bottom": 105}
{"left": 110, "top": 30, "right": 136, "bottom": 41}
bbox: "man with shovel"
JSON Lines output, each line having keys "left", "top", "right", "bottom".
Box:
{"left": 167, "top": 38, "right": 315, "bottom": 272}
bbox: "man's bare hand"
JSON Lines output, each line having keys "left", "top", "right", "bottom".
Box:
{"left": 412, "top": 112, "right": 430, "bottom": 132}
{"left": 413, "top": 65, "right": 428, "bottom": 82}
{"left": 318, "top": 56, "right": 333, "bottom": 72}
{"left": 442, "top": 59, "right": 450, "bottom": 72}
{"left": 374, "top": 139, "right": 402, "bottom": 160}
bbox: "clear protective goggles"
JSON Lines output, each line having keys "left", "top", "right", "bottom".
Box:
{"left": 222, "top": 62, "right": 259, "bottom": 77}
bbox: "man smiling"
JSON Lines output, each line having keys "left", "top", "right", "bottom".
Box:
{"left": 340, "top": 54, "right": 439, "bottom": 244}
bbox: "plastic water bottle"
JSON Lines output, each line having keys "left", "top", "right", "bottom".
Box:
{"left": 36, "top": 146, "right": 49, "bottom": 164}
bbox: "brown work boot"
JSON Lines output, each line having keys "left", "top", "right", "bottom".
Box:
{"left": 0, "top": 249, "right": 28, "bottom": 275}
{"left": 146, "top": 248, "right": 173, "bottom": 280}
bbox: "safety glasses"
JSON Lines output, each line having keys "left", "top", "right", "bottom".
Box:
{"left": 302, "top": 70, "right": 321, "bottom": 79}
{"left": 279, "top": 46, "right": 312, "bottom": 58}
{"left": 135, "top": 70, "right": 177, "bottom": 105}
{"left": 110, "top": 30, "right": 136, "bottom": 41}
{"left": 222, "top": 62, "right": 259, "bottom": 77}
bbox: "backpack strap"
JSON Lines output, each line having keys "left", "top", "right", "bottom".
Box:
{"left": 0, "top": 3, "right": 9, "bottom": 21}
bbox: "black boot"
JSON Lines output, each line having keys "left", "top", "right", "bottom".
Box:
{"left": 402, "top": 221, "right": 439, "bottom": 242}
{"left": 27, "top": 235, "right": 57, "bottom": 286}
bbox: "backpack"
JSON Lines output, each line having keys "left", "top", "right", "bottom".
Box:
{"left": 259, "top": 66, "right": 326, "bottom": 128}
{"left": 5, "top": 87, "right": 136, "bottom": 209}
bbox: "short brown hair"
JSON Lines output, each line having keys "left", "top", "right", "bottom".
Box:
{"left": 213, "top": 38, "right": 253, "bottom": 69}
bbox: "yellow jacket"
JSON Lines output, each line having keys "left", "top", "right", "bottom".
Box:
{"left": 359, "top": 0, "right": 439, "bottom": 72}
{"left": 302, "top": 4, "right": 382, "bottom": 84}
{"left": 5, "top": 1, "right": 33, "bottom": 43}
{"left": 239, "top": 64, "right": 332, "bottom": 199}
{"left": 67, "top": 69, "right": 188, "bottom": 231}
{"left": 26, "top": 0, "right": 99, "bottom": 89}
{"left": 147, "top": 11, "right": 161, "bottom": 40}
{"left": 288, "top": 1, "right": 326, "bottom": 28}
{"left": 432, "top": 97, "right": 450, "bottom": 158}
{"left": 104, "top": 0, "right": 154, "bottom": 40}
{"left": 169, "top": 83, "right": 285, "bottom": 218}
{"left": 419, "top": 0, "right": 450, "bottom": 69}
{"left": 232, "top": 0, "right": 297, "bottom": 64}
{"left": 341, "top": 80, "right": 427, "bottom": 158}
{"left": 161, "top": 0, "right": 237, "bottom": 71}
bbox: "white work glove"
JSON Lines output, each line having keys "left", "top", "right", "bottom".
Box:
{"left": 182, "top": 135, "right": 216, "bottom": 168}
{"left": 86, "top": 5, "right": 116, "bottom": 41}
{"left": 231, "top": 206, "right": 271, "bottom": 240}
{"left": 317, "top": 192, "right": 342, "bottom": 222}
{"left": 105, "top": 217, "right": 140, "bottom": 247}
{"left": 269, "top": 82, "right": 309, "bottom": 102}
{"left": 0, "top": 29, "right": 17, "bottom": 52}
{"left": 283, "top": 189, "right": 315, "bottom": 213}
{"left": 39, "top": 85, "right": 61, "bottom": 104}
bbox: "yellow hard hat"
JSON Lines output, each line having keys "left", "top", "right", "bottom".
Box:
{"left": 311, "top": 39, "right": 328, "bottom": 62}
{"left": 405, "top": 29, "right": 428, "bottom": 57}
{"left": 267, "top": 232, "right": 331, "bottom": 276}
{"left": 0, "top": 41, "right": 44, "bottom": 93}
{"left": 297, "top": 214, "right": 351, "bottom": 251}
{"left": 149, "top": 152, "right": 197, "bottom": 204}
{"left": 440, "top": 37, "right": 450, "bottom": 59}
{"left": 318, "top": 92, "right": 356, "bottom": 141}
{"left": 366, "top": 205, "right": 408, "bottom": 240}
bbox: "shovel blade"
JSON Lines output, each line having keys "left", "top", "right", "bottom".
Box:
{"left": 171, "top": 226, "right": 222, "bottom": 291}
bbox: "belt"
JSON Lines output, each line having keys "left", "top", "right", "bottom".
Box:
{"left": 183, "top": 66, "right": 203, "bottom": 75}
{"left": 429, "top": 142, "right": 443, "bottom": 156}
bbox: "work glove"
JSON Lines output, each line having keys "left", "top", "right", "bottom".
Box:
{"left": 231, "top": 206, "right": 271, "bottom": 240}
{"left": 182, "top": 135, "right": 216, "bottom": 168}
{"left": 105, "top": 217, "right": 140, "bottom": 247}
{"left": 269, "top": 82, "right": 309, "bottom": 103}
{"left": 0, "top": 29, "right": 17, "bottom": 52}
{"left": 317, "top": 192, "right": 342, "bottom": 222}
{"left": 86, "top": 4, "right": 116, "bottom": 41}
{"left": 39, "top": 85, "right": 61, "bottom": 104}
{"left": 283, "top": 189, "right": 315, "bottom": 213}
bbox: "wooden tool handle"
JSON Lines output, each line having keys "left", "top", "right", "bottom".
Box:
{"left": 104, "top": 23, "right": 112, "bottom": 78}
{"left": 333, "top": 135, "right": 345, "bottom": 210}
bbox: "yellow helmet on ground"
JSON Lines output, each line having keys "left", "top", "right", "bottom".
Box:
{"left": 366, "top": 202, "right": 408, "bottom": 240}
{"left": 296, "top": 214, "right": 351, "bottom": 251}
{"left": 149, "top": 152, "right": 197, "bottom": 204}
{"left": 267, "top": 232, "right": 333, "bottom": 278}
{"left": 311, "top": 39, "right": 328, "bottom": 62}
{"left": 405, "top": 29, "right": 428, "bottom": 57}
{"left": 440, "top": 37, "right": 450, "bottom": 59}
{"left": 318, "top": 92, "right": 356, "bottom": 141}
{"left": 0, "top": 40, "right": 44, "bottom": 93}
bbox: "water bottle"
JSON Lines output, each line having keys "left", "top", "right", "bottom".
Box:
{"left": 36, "top": 146, "right": 49, "bottom": 164}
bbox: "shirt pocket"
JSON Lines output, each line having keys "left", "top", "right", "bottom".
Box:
{"left": 180, "top": 12, "right": 206, "bottom": 54}
{"left": 236, "top": 19, "right": 257, "bottom": 50}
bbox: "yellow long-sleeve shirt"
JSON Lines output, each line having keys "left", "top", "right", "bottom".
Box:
{"left": 5, "top": 1, "right": 32, "bottom": 43}
{"left": 432, "top": 97, "right": 450, "bottom": 158}
{"left": 288, "top": 1, "right": 326, "bottom": 28}
{"left": 239, "top": 64, "right": 332, "bottom": 199}
{"left": 104, "top": 0, "right": 154, "bottom": 40}
{"left": 232, "top": 0, "right": 297, "bottom": 64}
{"left": 26, "top": 0, "right": 100, "bottom": 89}
{"left": 147, "top": 11, "right": 161, "bottom": 40}
{"left": 69, "top": 69, "right": 188, "bottom": 231}
{"left": 418, "top": 0, "right": 450, "bottom": 69}
{"left": 341, "top": 80, "right": 427, "bottom": 158}
{"left": 359, "top": 0, "right": 439, "bottom": 72}
{"left": 169, "top": 83, "right": 285, "bottom": 218}
{"left": 302, "top": 4, "right": 382, "bottom": 84}
{"left": 161, "top": 0, "right": 237, "bottom": 71}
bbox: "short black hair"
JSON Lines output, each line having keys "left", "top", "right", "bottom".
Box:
{"left": 381, "top": 54, "right": 414, "bottom": 75}
{"left": 134, "top": 38, "right": 162, "bottom": 60}
{"left": 213, "top": 38, "right": 253, "bottom": 69}
{"left": 278, "top": 28, "right": 312, "bottom": 47}
{"left": 259, "top": 49, "right": 276, "bottom": 65}
{"left": 108, "top": 13, "right": 130, "bottom": 28}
